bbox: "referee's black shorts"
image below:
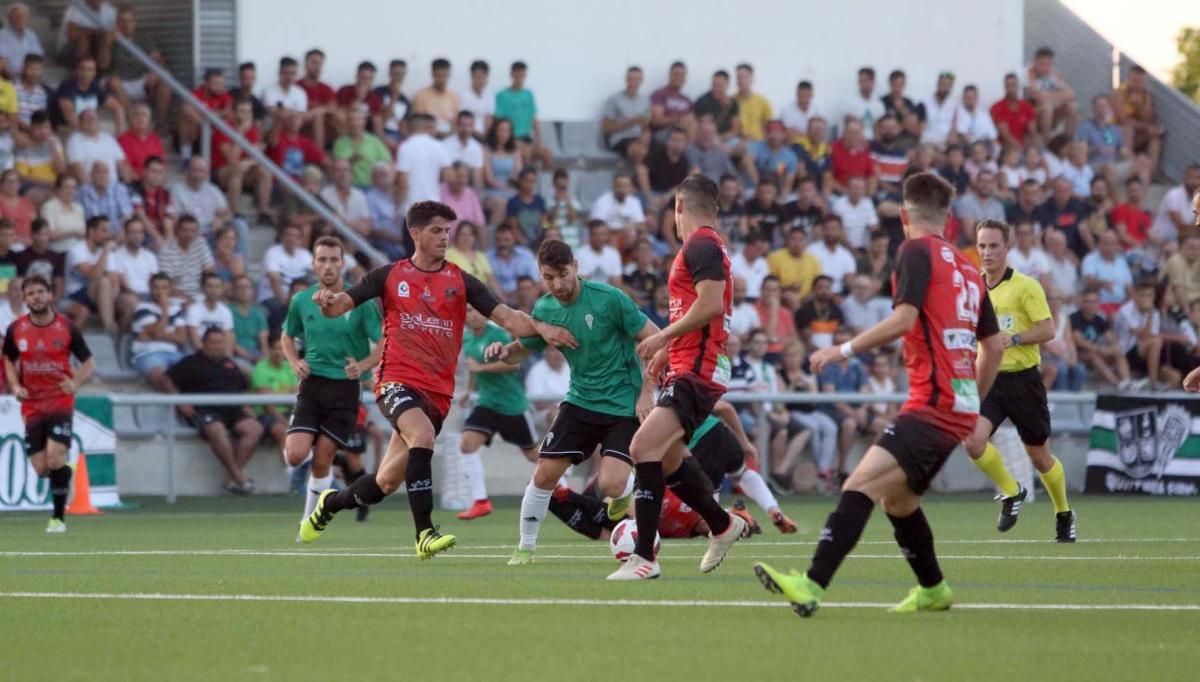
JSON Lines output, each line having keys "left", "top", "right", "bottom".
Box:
{"left": 979, "top": 366, "right": 1051, "bottom": 446}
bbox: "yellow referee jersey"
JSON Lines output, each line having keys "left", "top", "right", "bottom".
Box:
{"left": 985, "top": 267, "right": 1051, "bottom": 373}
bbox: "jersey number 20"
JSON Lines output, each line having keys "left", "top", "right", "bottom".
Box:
{"left": 951, "top": 269, "right": 981, "bottom": 322}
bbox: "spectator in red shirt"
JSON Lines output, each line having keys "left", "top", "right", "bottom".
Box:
{"left": 828, "top": 119, "right": 875, "bottom": 196}
{"left": 990, "top": 72, "right": 1037, "bottom": 149}
{"left": 131, "top": 155, "right": 173, "bottom": 246}
{"left": 336, "top": 60, "right": 384, "bottom": 135}
{"left": 268, "top": 109, "right": 326, "bottom": 181}
{"left": 299, "top": 48, "right": 338, "bottom": 150}
{"left": 1110, "top": 176, "right": 1152, "bottom": 248}
{"left": 117, "top": 103, "right": 164, "bottom": 182}
{"left": 180, "top": 68, "right": 233, "bottom": 157}
{"left": 214, "top": 98, "right": 273, "bottom": 222}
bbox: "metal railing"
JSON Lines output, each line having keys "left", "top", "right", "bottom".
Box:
{"left": 67, "top": 0, "right": 388, "bottom": 266}
{"left": 108, "top": 389, "right": 1127, "bottom": 503}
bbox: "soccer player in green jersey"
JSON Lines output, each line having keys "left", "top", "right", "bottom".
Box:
{"left": 487, "top": 240, "right": 660, "bottom": 565}
{"left": 281, "top": 236, "right": 382, "bottom": 530}
{"left": 455, "top": 306, "right": 541, "bottom": 521}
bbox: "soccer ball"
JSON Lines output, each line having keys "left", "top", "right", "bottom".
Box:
{"left": 609, "top": 518, "right": 660, "bottom": 562}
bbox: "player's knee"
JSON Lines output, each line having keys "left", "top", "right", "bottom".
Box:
{"left": 964, "top": 433, "right": 987, "bottom": 458}
{"left": 375, "top": 471, "right": 402, "bottom": 495}
{"left": 408, "top": 428, "right": 436, "bottom": 451}
{"left": 531, "top": 461, "right": 560, "bottom": 489}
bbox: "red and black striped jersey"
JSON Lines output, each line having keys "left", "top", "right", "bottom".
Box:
{"left": 2, "top": 314, "right": 91, "bottom": 419}
{"left": 666, "top": 226, "right": 733, "bottom": 391}
{"left": 891, "top": 235, "right": 999, "bottom": 439}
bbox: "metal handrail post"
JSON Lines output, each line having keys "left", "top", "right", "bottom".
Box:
{"left": 166, "top": 406, "right": 176, "bottom": 504}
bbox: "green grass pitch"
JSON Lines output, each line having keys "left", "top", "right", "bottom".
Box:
{"left": 2, "top": 494, "right": 1199, "bottom": 681}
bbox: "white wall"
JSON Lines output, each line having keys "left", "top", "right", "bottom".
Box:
{"left": 238, "top": 0, "right": 1023, "bottom": 122}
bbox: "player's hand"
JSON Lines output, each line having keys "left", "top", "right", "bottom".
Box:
{"left": 11, "top": 384, "right": 28, "bottom": 400}
{"left": 808, "top": 346, "right": 841, "bottom": 374}
{"left": 742, "top": 441, "right": 759, "bottom": 464}
{"left": 536, "top": 323, "right": 577, "bottom": 350}
{"left": 636, "top": 390, "right": 655, "bottom": 422}
{"left": 484, "top": 341, "right": 508, "bottom": 362}
{"left": 1185, "top": 367, "right": 1200, "bottom": 393}
{"left": 637, "top": 331, "right": 669, "bottom": 362}
{"left": 292, "top": 359, "right": 310, "bottom": 380}
{"left": 465, "top": 358, "right": 483, "bottom": 372}
{"left": 312, "top": 289, "right": 342, "bottom": 309}
{"left": 343, "top": 357, "right": 362, "bottom": 380}
{"left": 58, "top": 378, "right": 77, "bottom": 395}
{"left": 645, "top": 348, "right": 669, "bottom": 382}
{"left": 1000, "top": 334, "right": 1015, "bottom": 350}
{"left": 178, "top": 404, "right": 196, "bottom": 418}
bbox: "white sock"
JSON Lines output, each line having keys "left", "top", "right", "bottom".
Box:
{"left": 737, "top": 469, "right": 779, "bottom": 515}
{"left": 519, "top": 482, "right": 553, "bottom": 551}
{"left": 461, "top": 451, "right": 488, "bottom": 502}
{"left": 304, "top": 473, "right": 333, "bottom": 520}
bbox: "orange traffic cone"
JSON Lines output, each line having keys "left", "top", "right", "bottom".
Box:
{"left": 66, "top": 451, "right": 102, "bottom": 516}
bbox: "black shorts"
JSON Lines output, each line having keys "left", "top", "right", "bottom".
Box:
{"left": 376, "top": 382, "right": 446, "bottom": 436}
{"left": 691, "top": 421, "right": 746, "bottom": 488}
{"left": 190, "top": 407, "right": 248, "bottom": 435}
{"left": 25, "top": 412, "right": 73, "bottom": 454}
{"left": 65, "top": 287, "right": 97, "bottom": 313}
{"left": 611, "top": 137, "right": 636, "bottom": 157}
{"left": 288, "top": 375, "right": 362, "bottom": 448}
{"left": 657, "top": 373, "right": 725, "bottom": 443}
{"left": 343, "top": 425, "right": 368, "bottom": 454}
{"left": 464, "top": 406, "right": 538, "bottom": 450}
{"left": 979, "top": 367, "right": 1051, "bottom": 446}
{"left": 875, "top": 414, "right": 962, "bottom": 495}
{"left": 539, "top": 401, "right": 639, "bottom": 466}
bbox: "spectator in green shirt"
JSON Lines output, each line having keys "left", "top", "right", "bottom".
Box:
{"left": 230, "top": 273, "right": 268, "bottom": 373}
{"left": 494, "top": 61, "right": 552, "bottom": 167}
{"left": 332, "top": 109, "right": 393, "bottom": 188}
{"left": 251, "top": 331, "right": 298, "bottom": 446}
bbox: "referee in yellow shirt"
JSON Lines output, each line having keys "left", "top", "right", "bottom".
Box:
{"left": 966, "top": 220, "right": 1075, "bottom": 543}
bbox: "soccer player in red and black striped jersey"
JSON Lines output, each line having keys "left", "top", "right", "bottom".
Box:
{"left": 754, "top": 173, "right": 1005, "bottom": 617}
{"left": 2, "top": 276, "right": 95, "bottom": 533}
{"left": 297, "top": 201, "right": 572, "bottom": 559}
{"left": 608, "top": 176, "right": 747, "bottom": 581}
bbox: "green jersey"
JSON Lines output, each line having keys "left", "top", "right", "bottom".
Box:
{"left": 250, "top": 358, "right": 299, "bottom": 415}
{"left": 687, "top": 415, "right": 720, "bottom": 450}
{"left": 520, "top": 279, "right": 647, "bottom": 417}
{"left": 463, "top": 322, "right": 528, "bottom": 415}
{"left": 283, "top": 284, "right": 382, "bottom": 381}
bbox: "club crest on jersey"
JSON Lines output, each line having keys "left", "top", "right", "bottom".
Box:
{"left": 446, "top": 287, "right": 458, "bottom": 299}
{"left": 397, "top": 281, "right": 411, "bottom": 298}
{"left": 940, "top": 246, "right": 955, "bottom": 263}
{"left": 584, "top": 313, "right": 594, "bottom": 329}
{"left": 17, "top": 338, "right": 27, "bottom": 352}
{"left": 421, "top": 286, "right": 434, "bottom": 302}
{"left": 35, "top": 340, "right": 44, "bottom": 351}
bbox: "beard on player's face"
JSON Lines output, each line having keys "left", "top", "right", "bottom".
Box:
{"left": 27, "top": 299, "right": 49, "bottom": 314}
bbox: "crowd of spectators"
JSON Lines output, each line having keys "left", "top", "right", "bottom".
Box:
{"left": 0, "top": 0, "right": 1195, "bottom": 492}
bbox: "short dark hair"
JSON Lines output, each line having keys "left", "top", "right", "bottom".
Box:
{"left": 518, "top": 167, "right": 538, "bottom": 181}
{"left": 713, "top": 69, "right": 729, "bottom": 80}
{"left": 669, "top": 61, "right": 686, "bottom": 70}
{"left": 357, "top": 60, "right": 376, "bottom": 73}
{"left": 21, "top": 275, "right": 50, "bottom": 293}
{"left": 813, "top": 275, "right": 834, "bottom": 288}
{"left": 203, "top": 67, "right": 223, "bottom": 80}
{"left": 305, "top": 48, "right": 325, "bottom": 60}
{"left": 406, "top": 201, "right": 457, "bottom": 230}
{"left": 313, "top": 235, "right": 345, "bottom": 256}
{"left": 30, "top": 109, "right": 50, "bottom": 126}
{"left": 537, "top": 239, "right": 574, "bottom": 269}
{"left": 1125, "top": 176, "right": 1143, "bottom": 187}
{"left": 238, "top": 61, "right": 255, "bottom": 72}
{"left": 470, "top": 60, "right": 488, "bottom": 74}
{"left": 268, "top": 329, "right": 283, "bottom": 346}
{"left": 797, "top": 80, "right": 812, "bottom": 90}
{"left": 1135, "top": 278, "right": 1157, "bottom": 292}
{"left": 1035, "top": 46, "right": 1055, "bottom": 59}
{"left": 964, "top": 84, "right": 978, "bottom": 94}
{"left": 150, "top": 272, "right": 172, "bottom": 287}
{"left": 389, "top": 59, "right": 407, "bottom": 70}
{"left": 736, "top": 63, "right": 753, "bottom": 73}
{"left": 201, "top": 271, "right": 223, "bottom": 287}
{"left": 587, "top": 219, "right": 608, "bottom": 232}
{"left": 23, "top": 53, "right": 44, "bottom": 68}
{"left": 976, "top": 218, "right": 1010, "bottom": 244}
{"left": 85, "top": 215, "right": 108, "bottom": 233}
{"left": 202, "top": 327, "right": 226, "bottom": 343}
{"left": 747, "top": 327, "right": 768, "bottom": 342}
{"left": 177, "top": 214, "right": 199, "bottom": 228}
{"left": 31, "top": 218, "right": 49, "bottom": 234}
{"left": 889, "top": 69, "right": 905, "bottom": 82}
{"left": 279, "top": 56, "right": 298, "bottom": 70}
{"left": 511, "top": 60, "right": 527, "bottom": 72}
{"left": 676, "top": 175, "right": 719, "bottom": 218}
{"left": 858, "top": 67, "right": 875, "bottom": 79}
{"left": 627, "top": 65, "right": 642, "bottom": 74}
{"left": 432, "top": 58, "right": 451, "bottom": 71}
{"left": 746, "top": 230, "right": 768, "bottom": 244}
{"left": 1130, "top": 64, "right": 1147, "bottom": 75}
{"left": 901, "top": 172, "right": 956, "bottom": 225}
{"left": 457, "top": 109, "right": 475, "bottom": 121}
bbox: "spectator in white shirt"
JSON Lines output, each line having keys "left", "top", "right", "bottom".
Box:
{"left": 395, "top": 113, "right": 451, "bottom": 213}
{"left": 729, "top": 276, "right": 761, "bottom": 337}
{"left": 319, "top": 159, "right": 371, "bottom": 237}
{"left": 1114, "top": 281, "right": 1167, "bottom": 388}
{"left": 185, "top": 271, "right": 235, "bottom": 352}
{"left": 258, "top": 224, "right": 312, "bottom": 318}
{"left": 1006, "top": 219, "right": 1052, "bottom": 282}
{"left": 129, "top": 272, "right": 186, "bottom": 390}
{"left": 260, "top": 56, "right": 307, "bottom": 112}
{"left": 0, "top": 4, "right": 41, "bottom": 75}
{"left": 830, "top": 177, "right": 879, "bottom": 250}
{"left": 525, "top": 344, "right": 570, "bottom": 426}
{"left": 730, "top": 231, "right": 770, "bottom": 299}
{"left": 442, "top": 110, "right": 484, "bottom": 186}
{"left": 1150, "top": 164, "right": 1200, "bottom": 244}
{"left": 920, "top": 71, "right": 958, "bottom": 146}
{"left": 66, "top": 108, "right": 130, "bottom": 183}
{"left": 574, "top": 220, "right": 623, "bottom": 286}
{"left": 63, "top": 215, "right": 115, "bottom": 331}
{"left": 780, "top": 80, "right": 821, "bottom": 144}
{"left": 841, "top": 274, "right": 892, "bottom": 333}
{"left": 171, "top": 156, "right": 248, "bottom": 258}
{"left": 839, "top": 67, "right": 884, "bottom": 140}
{"left": 588, "top": 172, "right": 645, "bottom": 240}
{"left": 954, "top": 84, "right": 997, "bottom": 146}
{"left": 807, "top": 215, "right": 857, "bottom": 295}
{"left": 107, "top": 216, "right": 157, "bottom": 327}
{"left": 460, "top": 60, "right": 494, "bottom": 136}
{"left": 1043, "top": 228, "right": 1080, "bottom": 299}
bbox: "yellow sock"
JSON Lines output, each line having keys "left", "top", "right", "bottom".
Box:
{"left": 1039, "top": 457, "right": 1070, "bottom": 514}
{"left": 973, "top": 443, "right": 1020, "bottom": 498}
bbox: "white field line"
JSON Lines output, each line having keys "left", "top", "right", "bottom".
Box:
{"left": 2, "top": 591, "right": 1199, "bottom": 612}
{"left": 1, "top": 549, "right": 1198, "bottom": 561}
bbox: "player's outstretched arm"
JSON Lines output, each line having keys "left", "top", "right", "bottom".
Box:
{"left": 490, "top": 304, "right": 577, "bottom": 350}
{"left": 313, "top": 290, "right": 355, "bottom": 318}
{"left": 637, "top": 279, "right": 724, "bottom": 361}
{"left": 810, "top": 304, "right": 918, "bottom": 374}
{"left": 485, "top": 340, "right": 531, "bottom": 366}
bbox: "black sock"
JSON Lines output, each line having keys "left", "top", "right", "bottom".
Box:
{"left": 665, "top": 457, "right": 730, "bottom": 536}
{"left": 633, "top": 462, "right": 664, "bottom": 561}
{"left": 344, "top": 466, "right": 366, "bottom": 486}
{"left": 807, "top": 490, "right": 874, "bottom": 589}
{"left": 49, "top": 466, "right": 72, "bottom": 521}
{"left": 888, "top": 508, "right": 944, "bottom": 588}
{"left": 549, "top": 489, "right": 611, "bottom": 540}
{"left": 325, "top": 473, "right": 385, "bottom": 513}
{"left": 405, "top": 447, "right": 435, "bottom": 537}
